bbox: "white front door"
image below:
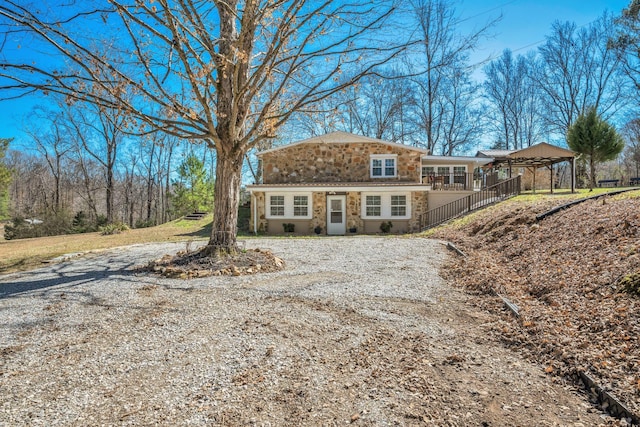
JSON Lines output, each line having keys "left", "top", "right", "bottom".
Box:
{"left": 326, "top": 195, "right": 346, "bottom": 235}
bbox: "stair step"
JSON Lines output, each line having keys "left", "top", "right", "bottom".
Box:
{"left": 183, "top": 212, "right": 207, "bottom": 220}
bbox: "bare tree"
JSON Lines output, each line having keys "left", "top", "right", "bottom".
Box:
{"left": 614, "top": 1, "right": 640, "bottom": 111}
{"left": 407, "top": 0, "right": 497, "bottom": 153}
{"left": 6, "top": 150, "right": 51, "bottom": 217}
{"left": 483, "top": 50, "right": 544, "bottom": 150}
{"left": 622, "top": 117, "right": 640, "bottom": 178}
{"left": 536, "top": 13, "right": 627, "bottom": 136}
{"left": 438, "top": 66, "right": 483, "bottom": 155}
{"left": 0, "top": 1, "right": 408, "bottom": 253}
{"left": 68, "top": 137, "right": 102, "bottom": 222}
{"left": 26, "top": 107, "right": 73, "bottom": 213}
{"left": 303, "top": 71, "right": 416, "bottom": 142}
{"left": 121, "top": 152, "right": 139, "bottom": 227}
{"left": 61, "top": 101, "right": 126, "bottom": 224}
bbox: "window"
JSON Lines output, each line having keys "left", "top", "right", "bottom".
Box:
{"left": 366, "top": 195, "right": 381, "bottom": 216}
{"left": 372, "top": 159, "right": 383, "bottom": 177}
{"left": 370, "top": 155, "right": 397, "bottom": 178}
{"left": 453, "top": 166, "right": 467, "bottom": 185}
{"left": 361, "top": 193, "right": 410, "bottom": 219}
{"left": 422, "top": 166, "right": 435, "bottom": 177}
{"left": 391, "top": 195, "right": 407, "bottom": 216}
{"left": 293, "top": 195, "right": 308, "bottom": 216}
{"left": 270, "top": 195, "right": 284, "bottom": 216}
{"left": 437, "top": 166, "right": 450, "bottom": 184}
{"left": 266, "top": 193, "right": 312, "bottom": 219}
{"left": 385, "top": 158, "right": 395, "bottom": 176}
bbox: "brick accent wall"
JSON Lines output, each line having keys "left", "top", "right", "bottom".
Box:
{"left": 261, "top": 142, "right": 423, "bottom": 184}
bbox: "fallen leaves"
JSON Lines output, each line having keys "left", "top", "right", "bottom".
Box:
{"left": 434, "top": 192, "right": 640, "bottom": 415}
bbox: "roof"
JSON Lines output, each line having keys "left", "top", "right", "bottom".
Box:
{"left": 477, "top": 142, "right": 575, "bottom": 168}
{"left": 476, "top": 149, "right": 515, "bottom": 158}
{"left": 511, "top": 142, "right": 574, "bottom": 159}
{"left": 256, "top": 131, "right": 429, "bottom": 156}
{"left": 423, "top": 155, "right": 493, "bottom": 165}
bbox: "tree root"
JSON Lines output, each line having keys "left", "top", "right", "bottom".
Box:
{"left": 141, "top": 246, "right": 285, "bottom": 279}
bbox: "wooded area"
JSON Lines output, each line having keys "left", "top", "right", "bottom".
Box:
{"left": 1, "top": 1, "right": 640, "bottom": 242}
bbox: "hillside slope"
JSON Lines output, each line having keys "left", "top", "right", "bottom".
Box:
{"left": 433, "top": 191, "right": 640, "bottom": 417}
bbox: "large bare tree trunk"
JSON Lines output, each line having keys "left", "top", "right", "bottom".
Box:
{"left": 0, "top": 1, "right": 409, "bottom": 254}
{"left": 206, "top": 148, "right": 244, "bottom": 252}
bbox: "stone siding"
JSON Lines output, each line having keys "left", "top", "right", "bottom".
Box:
{"left": 346, "top": 192, "right": 363, "bottom": 233}
{"left": 312, "top": 192, "right": 326, "bottom": 234}
{"left": 261, "top": 142, "right": 423, "bottom": 184}
{"left": 409, "top": 191, "right": 429, "bottom": 232}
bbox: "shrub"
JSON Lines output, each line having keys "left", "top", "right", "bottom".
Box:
{"left": 135, "top": 219, "right": 155, "bottom": 229}
{"left": 95, "top": 214, "right": 108, "bottom": 228}
{"left": 4, "top": 216, "right": 31, "bottom": 240}
{"left": 619, "top": 272, "right": 640, "bottom": 297}
{"left": 4, "top": 212, "right": 73, "bottom": 240}
{"left": 99, "top": 222, "right": 130, "bottom": 235}
{"left": 72, "top": 211, "right": 93, "bottom": 233}
{"left": 283, "top": 223, "right": 295, "bottom": 232}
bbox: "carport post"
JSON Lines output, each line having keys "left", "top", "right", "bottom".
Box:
{"left": 571, "top": 158, "right": 576, "bottom": 193}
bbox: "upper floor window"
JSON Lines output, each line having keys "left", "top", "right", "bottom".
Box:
{"left": 370, "top": 155, "right": 397, "bottom": 178}
{"left": 422, "top": 166, "right": 435, "bottom": 176}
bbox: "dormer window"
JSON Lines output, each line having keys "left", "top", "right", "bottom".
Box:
{"left": 370, "top": 154, "right": 397, "bottom": 178}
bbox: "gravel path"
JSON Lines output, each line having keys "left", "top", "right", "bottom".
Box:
{"left": 0, "top": 237, "right": 605, "bottom": 426}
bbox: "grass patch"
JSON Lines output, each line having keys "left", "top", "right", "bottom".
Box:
{"left": 0, "top": 214, "right": 213, "bottom": 274}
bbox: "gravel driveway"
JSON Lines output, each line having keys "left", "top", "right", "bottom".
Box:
{"left": 0, "top": 237, "right": 604, "bottom": 426}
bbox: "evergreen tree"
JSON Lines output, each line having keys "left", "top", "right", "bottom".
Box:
{"left": 171, "top": 154, "right": 214, "bottom": 216}
{"left": 567, "top": 107, "right": 624, "bottom": 190}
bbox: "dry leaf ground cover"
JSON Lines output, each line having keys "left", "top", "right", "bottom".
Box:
{"left": 432, "top": 190, "right": 640, "bottom": 418}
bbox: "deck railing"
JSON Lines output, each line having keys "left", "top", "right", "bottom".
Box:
{"left": 419, "top": 175, "right": 521, "bottom": 230}
{"left": 422, "top": 172, "right": 484, "bottom": 191}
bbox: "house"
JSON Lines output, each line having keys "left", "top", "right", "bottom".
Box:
{"left": 246, "top": 131, "right": 491, "bottom": 235}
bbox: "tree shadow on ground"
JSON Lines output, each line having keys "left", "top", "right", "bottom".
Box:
{"left": 177, "top": 221, "right": 212, "bottom": 238}
{"left": 0, "top": 259, "right": 143, "bottom": 299}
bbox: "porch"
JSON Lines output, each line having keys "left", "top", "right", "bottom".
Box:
{"left": 422, "top": 172, "right": 484, "bottom": 191}
{"left": 421, "top": 155, "right": 493, "bottom": 192}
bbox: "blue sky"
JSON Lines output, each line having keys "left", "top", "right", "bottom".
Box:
{"left": 462, "top": 0, "right": 629, "bottom": 71}
{"left": 0, "top": 0, "right": 632, "bottom": 147}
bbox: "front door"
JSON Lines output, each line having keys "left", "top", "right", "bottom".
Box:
{"left": 326, "top": 195, "right": 346, "bottom": 235}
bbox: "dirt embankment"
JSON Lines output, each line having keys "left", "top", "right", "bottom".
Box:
{"left": 433, "top": 192, "right": 640, "bottom": 419}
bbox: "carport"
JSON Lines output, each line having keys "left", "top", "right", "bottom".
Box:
{"left": 477, "top": 142, "right": 576, "bottom": 193}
